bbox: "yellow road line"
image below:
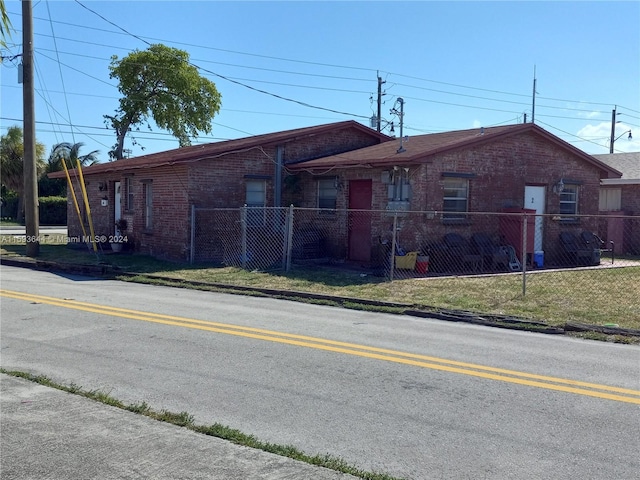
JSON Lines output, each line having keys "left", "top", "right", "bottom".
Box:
{"left": 2, "top": 289, "right": 639, "bottom": 404}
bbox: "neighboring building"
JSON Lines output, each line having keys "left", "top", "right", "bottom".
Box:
{"left": 287, "top": 123, "right": 622, "bottom": 265}
{"left": 594, "top": 152, "right": 640, "bottom": 254}
{"left": 48, "top": 121, "right": 391, "bottom": 260}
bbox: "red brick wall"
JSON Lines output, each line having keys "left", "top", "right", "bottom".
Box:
{"left": 66, "top": 166, "right": 190, "bottom": 260}
{"left": 65, "top": 175, "right": 118, "bottom": 240}
{"left": 282, "top": 128, "right": 383, "bottom": 163}
{"left": 65, "top": 125, "right": 383, "bottom": 261}
{"left": 621, "top": 185, "right": 640, "bottom": 254}
{"left": 289, "top": 131, "right": 607, "bottom": 264}
{"left": 133, "top": 165, "right": 190, "bottom": 260}
{"left": 188, "top": 146, "right": 277, "bottom": 208}
{"left": 621, "top": 184, "right": 640, "bottom": 214}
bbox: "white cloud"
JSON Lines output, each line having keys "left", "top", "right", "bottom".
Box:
{"left": 577, "top": 122, "right": 639, "bottom": 153}
{"left": 472, "top": 120, "right": 482, "bottom": 129}
{"left": 578, "top": 111, "right": 601, "bottom": 119}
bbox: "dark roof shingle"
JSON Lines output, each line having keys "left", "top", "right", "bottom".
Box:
{"left": 287, "top": 123, "right": 621, "bottom": 177}
{"left": 49, "top": 120, "right": 389, "bottom": 179}
{"left": 593, "top": 152, "right": 640, "bottom": 179}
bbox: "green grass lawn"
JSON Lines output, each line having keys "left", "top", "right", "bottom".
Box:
{"left": 2, "top": 240, "right": 639, "bottom": 330}
{"left": 0, "top": 219, "right": 22, "bottom": 227}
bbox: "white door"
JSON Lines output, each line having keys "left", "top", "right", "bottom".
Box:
{"left": 114, "top": 181, "right": 121, "bottom": 235}
{"left": 524, "top": 185, "right": 545, "bottom": 251}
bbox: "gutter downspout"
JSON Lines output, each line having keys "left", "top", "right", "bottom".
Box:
{"left": 275, "top": 146, "right": 283, "bottom": 207}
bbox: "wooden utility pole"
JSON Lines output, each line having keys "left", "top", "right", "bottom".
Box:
{"left": 610, "top": 106, "right": 617, "bottom": 154}
{"left": 531, "top": 66, "right": 537, "bottom": 124}
{"left": 377, "top": 73, "right": 383, "bottom": 132}
{"left": 22, "top": 0, "right": 39, "bottom": 256}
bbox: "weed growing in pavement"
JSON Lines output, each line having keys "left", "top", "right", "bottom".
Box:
{"left": 0, "top": 369, "right": 406, "bottom": 480}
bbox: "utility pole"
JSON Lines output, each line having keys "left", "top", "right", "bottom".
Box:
{"left": 531, "top": 66, "right": 537, "bottom": 124}
{"left": 377, "top": 72, "right": 384, "bottom": 133}
{"left": 396, "top": 98, "right": 405, "bottom": 153}
{"left": 22, "top": 0, "right": 39, "bottom": 257}
{"left": 610, "top": 106, "right": 618, "bottom": 154}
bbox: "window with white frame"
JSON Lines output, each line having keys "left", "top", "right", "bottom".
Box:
{"left": 559, "top": 183, "right": 579, "bottom": 218}
{"left": 318, "top": 177, "right": 337, "bottom": 211}
{"left": 143, "top": 181, "right": 153, "bottom": 229}
{"left": 125, "top": 177, "right": 134, "bottom": 211}
{"left": 245, "top": 179, "right": 266, "bottom": 226}
{"left": 443, "top": 177, "right": 469, "bottom": 219}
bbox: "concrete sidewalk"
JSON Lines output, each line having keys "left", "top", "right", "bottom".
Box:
{"left": 1, "top": 374, "right": 357, "bottom": 480}
{"left": 0, "top": 226, "right": 67, "bottom": 235}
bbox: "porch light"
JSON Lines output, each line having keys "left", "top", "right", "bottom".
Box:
{"left": 553, "top": 178, "right": 565, "bottom": 194}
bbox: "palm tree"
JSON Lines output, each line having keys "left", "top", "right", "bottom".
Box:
{"left": 0, "top": 126, "right": 45, "bottom": 222}
{"left": 40, "top": 142, "right": 100, "bottom": 197}
{"left": 48, "top": 142, "right": 100, "bottom": 171}
{"left": 1, "top": 0, "right": 12, "bottom": 49}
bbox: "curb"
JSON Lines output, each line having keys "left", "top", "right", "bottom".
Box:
{"left": 2, "top": 255, "right": 639, "bottom": 339}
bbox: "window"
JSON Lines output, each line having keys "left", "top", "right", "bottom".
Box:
{"left": 143, "top": 181, "right": 153, "bottom": 230}
{"left": 559, "top": 184, "right": 578, "bottom": 218}
{"left": 245, "top": 180, "right": 266, "bottom": 226}
{"left": 443, "top": 177, "right": 469, "bottom": 219}
{"left": 125, "top": 177, "right": 134, "bottom": 211}
{"left": 318, "top": 178, "right": 337, "bottom": 211}
{"left": 599, "top": 188, "right": 621, "bottom": 211}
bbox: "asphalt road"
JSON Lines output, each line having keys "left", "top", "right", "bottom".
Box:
{"left": 1, "top": 265, "right": 639, "bottom": 479}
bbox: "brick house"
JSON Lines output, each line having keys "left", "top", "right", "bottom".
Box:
{"left": 594, "top": 152, "right": 640, "bottom": 254}
{"left": 48, "top": 121, "right": 390, "bottom": 260}
{"left": 286, "top": 123, "right": 622, "bottom": 266}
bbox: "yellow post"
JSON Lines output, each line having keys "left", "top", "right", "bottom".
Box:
{"left": 75, "top": 160, "right": 98, "bottom": 253}
{"left": 62, "top": 159, "right": 89, "bottom": 241}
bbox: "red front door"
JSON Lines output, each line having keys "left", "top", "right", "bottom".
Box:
{"left": 348, "top": 180, "right": 372, "bottom": 262}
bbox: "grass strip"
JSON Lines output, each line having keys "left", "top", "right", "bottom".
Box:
{"left": 1, "top": 369, "right": 405, "bottom": 480}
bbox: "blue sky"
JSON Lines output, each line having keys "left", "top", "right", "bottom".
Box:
{"left": 1, "top": 1, "right": 639, "bottom": 162}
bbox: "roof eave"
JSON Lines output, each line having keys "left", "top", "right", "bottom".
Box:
{"left": 601, "top": 178, "right": 640, "bottom": 185}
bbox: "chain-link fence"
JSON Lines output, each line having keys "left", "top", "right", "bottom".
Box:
{"left": 191, "top": 205, "right": 640, "bottom": 294}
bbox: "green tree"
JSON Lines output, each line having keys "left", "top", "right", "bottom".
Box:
{"left": 0, "top": 0, "right": 12, "bottom": 48}
{"left": 39, "top": 142, "right": 100, "bottom": 197}
{"left": 105, "top": 44, "right": 222, "bottom": 160}
{"left": 0, "top": 126, "right": 46, "bottom": 222}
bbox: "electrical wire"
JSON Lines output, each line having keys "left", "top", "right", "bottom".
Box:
{"left": 15, "top": 14, "right": 639, "bottom": 126}
{"left": 61, "top": 2, "right": 372, "bottom": 120}
{"left": 10, "top": 6, "right": 639, "bottom": 118}
{"left": 4, "top": 4, "right": 637, "bottom": 157}
{"left": 46, "top": 0, "right": 75, "bottom": 143}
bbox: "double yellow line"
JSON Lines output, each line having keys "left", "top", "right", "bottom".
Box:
{"left": 2, "top": 288, "right": 639, "bottom": 405}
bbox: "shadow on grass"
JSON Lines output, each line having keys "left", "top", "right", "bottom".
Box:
{"left": 273, "top": 264, "right": 388, "bottom": 288}
{"left": 1, "top": 244, "right": 193, "bottom": 274}
{"left": 2, "top": 243, "right": 389, "bottom": 288}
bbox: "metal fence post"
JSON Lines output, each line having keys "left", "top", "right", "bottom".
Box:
{"left": 390, "top": 212, "right": 398, "bottom": 281}
{"left": 241, "top": 205, "right": 248, "bottom": 270}
{"left": 522, "top": 213, "right": 528, "bottom": 296}
{"left": 285, "top": 205, "right": 295, "bottom": 272}
{"left": 190, "top": 204, "right": 195, "bottom": 264}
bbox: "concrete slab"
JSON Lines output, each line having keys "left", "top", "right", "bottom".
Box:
{"left": 0, "top": 374, "right": 356, "bottom": 480}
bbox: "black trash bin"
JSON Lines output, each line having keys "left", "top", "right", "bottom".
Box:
{"left": 374, "top": 237, "right": 392, "bottom": 277}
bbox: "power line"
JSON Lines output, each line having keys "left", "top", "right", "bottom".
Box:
{"left": 46, "top": 1, "right": 75, "bottom": 144}
{"left": 30, "top": 4, "right": 637, "bottom": 115}
{"left": 536, "top": 119, "right": 615, "bottom": 152}
{"left": 5, "top": 4, "right": 637, "bottom": 157}
{"left": 18, "top": 11, "right": 639, "bottom": 123}
{"left": 36, "top": 50, "right": 117, "bottom": 87}
{"left": 70, "top": 1, "right": 371, "bottom": 120}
